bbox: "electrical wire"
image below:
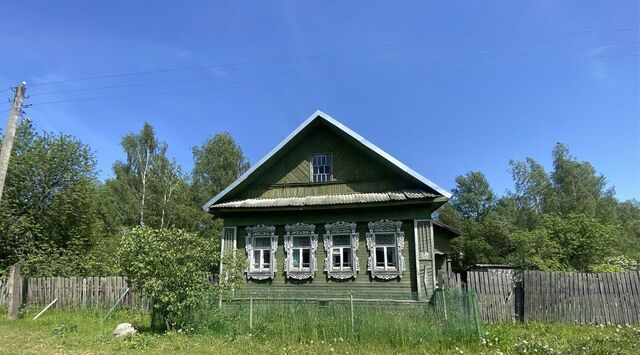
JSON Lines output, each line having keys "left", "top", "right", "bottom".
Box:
{"left": 27, "top": 52, "right": 639, "bottom": 107}
{"left": 26, "top": 27, "right": 639, "bottom": 88}
{"left": 27, "top": 40, "right": 639, "bottom": 97}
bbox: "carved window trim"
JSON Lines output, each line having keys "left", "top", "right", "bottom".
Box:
{"left": 366, "top": 219, "right": 405, "bottom": 280}
{"left": 284, "top": 223, "right": 318, "bottom": 280}
{"left": 245, "top": 225, "right": 278, "bottom": 280}
{"left": 323, "top": 221, "right": 360, "bottom": 279}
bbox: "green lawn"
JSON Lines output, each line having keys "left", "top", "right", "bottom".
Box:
{"left": 0, "top": 307, "right": 639, "bottom": 354}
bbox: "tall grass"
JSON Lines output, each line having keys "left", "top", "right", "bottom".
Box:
{"left": 192, "top": 289, "right": 482, "bottom": 347}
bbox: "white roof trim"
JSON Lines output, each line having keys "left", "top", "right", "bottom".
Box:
{"left": 203, "top": 110, "right": 451, "bottom": 211}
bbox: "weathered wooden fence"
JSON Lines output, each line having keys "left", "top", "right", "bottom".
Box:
{"left": 523, "top": 270, "right": 640, "bottom": 325}
{"left": 0, "top": 276, "right": 149, "bottom": 310}
{"left": 0, "top": 276, "right": 8, "bottom": 306}
{"left": 467, "top": 271, "right": 515, "bottom": 323}
{"left": 439, "top": 270, "right": 640, "bottom": 325}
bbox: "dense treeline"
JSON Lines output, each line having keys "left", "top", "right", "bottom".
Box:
{"left": 438, "top": 143, "right": 640, "bottom": 272}
{"left": 0, "top": 122, "right": 637, "bottom": 276}
{"left": 0, "top": 122, "right": 248, "bottom": 276}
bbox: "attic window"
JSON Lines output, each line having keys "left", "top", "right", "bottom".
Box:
{"left": 311, "top": 154, "right": 332, "bottom": 182}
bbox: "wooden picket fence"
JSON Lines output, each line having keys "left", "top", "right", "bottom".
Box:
{"left": 523, "top": 270, "right": 640, "bottom": 325}
{"left": 438, "top": 270, "right": 640, "bottom": 325}
{"left": 1, "top": 276, "right": 149, "bottom": 310}
{"left": 467, "top": 271, "right": 516, "bottom": 323}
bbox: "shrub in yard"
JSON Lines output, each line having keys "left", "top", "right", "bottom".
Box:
{"left": 590, "top": 255, "right": 639, "bottom": 272}
{"left": 118, "top": 227, "right": 219, "bottom": 330}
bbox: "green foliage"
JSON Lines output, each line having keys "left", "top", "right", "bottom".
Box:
{"left": 590, "top": 255, "right": 639, "bottom": 273}
{"left": 443, "top": 143, "right": 638, "bottom": 272}
{"left": 0, "top": 122, "right": 103, "bottom": 276}
{"left": 117, "top": 227, "right": 219, "bottom": 330}
{"left": 509, "top": 213, "right": 622, "bottom": 271}
{"left": 450, "top": 171, "right": 495, "bottom": 221}
{"left": 191, "top": 132, "right": 250, "bottom": 205}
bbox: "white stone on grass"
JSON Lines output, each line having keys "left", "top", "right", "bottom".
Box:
{"left": 113, "top": 323, "right": 137, "bottom": 337}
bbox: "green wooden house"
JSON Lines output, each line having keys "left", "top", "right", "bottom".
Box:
{"left": 204, "top": 110, "right": 460, "bottom": 302}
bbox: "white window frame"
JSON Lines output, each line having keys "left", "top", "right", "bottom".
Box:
{"left": 245, "top": 225, "right": 278, "bottom": 280}
{"left": 323, "top": 221, "right": 359, "bottom": 279}
{"left": 284, "top": 223, "right": 318, "bottom": 280}
{"left": 366, "top": 219, "right": 405, "bottom": 280}
{"left": 310, "top": 153, "right": 333, "bottom": 183}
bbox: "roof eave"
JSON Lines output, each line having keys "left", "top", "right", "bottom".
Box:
{"left": 208, "top": 198, "right": 445, "bottom": 215}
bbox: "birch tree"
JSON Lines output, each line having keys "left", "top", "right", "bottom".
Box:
{"left": 116, "top": 122, "right": 164, "bottom": 227}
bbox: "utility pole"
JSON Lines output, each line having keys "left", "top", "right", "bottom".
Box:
{"left": 0, "top": 82, "right": 27, "bottom": 202}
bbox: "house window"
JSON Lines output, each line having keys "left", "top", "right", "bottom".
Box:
{"left": 374, "top": 233, "right": 397, "bottom": 270}
{"left": 290, "top": 235, "right": 311, "bottom": 271}
{"left": 332, "top": 235, "right": 352, "bottom": 270}
{"left": 311, "top": 154, "right": 332, "bottom": 182}
{"left": 252, "top": 237, "right": 272, "bottom": 272}
{"left": 366, "top": 220, "right": 405, "bottom": 280}
{"left": 245, "top": 225, "right": 277, "bottom": 280}
{"left": 324, "top": 221, "right": 359, "bottom": 279}
{"left": 284, "top": 223, "right": 318, "bottom": 279}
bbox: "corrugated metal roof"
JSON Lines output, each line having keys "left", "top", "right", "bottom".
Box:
{"left": 210, "top": 189, "right": 437, "bottom": 209}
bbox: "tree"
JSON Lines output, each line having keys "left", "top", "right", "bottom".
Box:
{"left": 443, "top": 142, "right": 637, "bottom": 271}
{"left": 508, "top": 157, "right": 551, "bottom": 228}
{"left": 509, "top": 214, "right": 621, "bottom": 271}
{"left": 450, "top": 171, "right": 495, "bottom": 221}
{"left": 549, "top": 143, "right": 610, "bottom": 217}
{"left": 118, "top": 227, "right": 220, "bottom": 330}
{"left": 191, "top": 132, "right": 249, "bottom": 205}
{"left": 616, "top": 200, "right": 640, "bottom": 259}
{"left": 107, "top": 123, "right": 192, "bottom": 230}
{"left": 115, "top": 123, "right": 165, "bottom": 227}
{"left": 153, "top": 156, "right": 186, "bottom": 229}
{"left": 0, "top": 122, "right": 101, "bottom": 275}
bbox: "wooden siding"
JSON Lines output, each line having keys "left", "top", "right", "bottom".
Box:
{"left": 222, "top": 227, "right": 236, "bottom": 255}
{"left": 232, "top": 125, "right": 417, "bottom": 200}
{"left": 232, "top": 220, "right": 422, "bottom": 301}
{"left": 420, "top": 260, "right": 435, "bottom": 298}
{"left": 415, "top": 220, "right": 431, "bottom": 259}
{"left": 434, "top": 231, "right": 453, "bottom": 254}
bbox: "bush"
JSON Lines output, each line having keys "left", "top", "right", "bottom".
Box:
{"left": 118, "top": 227, "right": 219, "bottom": 330}
{"left": 590, "top": 255, "right": 639, "bottom": 273}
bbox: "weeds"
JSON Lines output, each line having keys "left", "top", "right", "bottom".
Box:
{"left": 0, "top": 300, "right": 638, "bottom": 354}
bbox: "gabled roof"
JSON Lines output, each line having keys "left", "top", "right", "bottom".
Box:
{"left": 203, "top": 110, "right": 451, "bottom": 211}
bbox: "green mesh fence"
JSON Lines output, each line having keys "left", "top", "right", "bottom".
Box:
{"left": 202, "top": 289, "right": 482, "bottom": 346}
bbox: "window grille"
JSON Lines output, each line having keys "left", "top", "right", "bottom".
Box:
{"left": 311, "top": 154, "right": 333, "bottom": 182}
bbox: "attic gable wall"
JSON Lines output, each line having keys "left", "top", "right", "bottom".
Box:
{"left": 229, "top": 124, "right": 421, "bottom": 200}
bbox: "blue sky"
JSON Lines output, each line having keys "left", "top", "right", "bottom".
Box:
{"left": 1, "top": 1, "right": 638, "bottom": 200}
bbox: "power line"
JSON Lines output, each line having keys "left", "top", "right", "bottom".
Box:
{"left": 27, "top": 41, "right": 639, "bottom": 97}
{"left": 28, "top": 53, "right": 639, "bottom": 107}
{"left": 26, "top": 27, "right": 639, "bottom": 88}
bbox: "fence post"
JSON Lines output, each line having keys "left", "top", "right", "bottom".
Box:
{"left": 249, "top": 296, "right": 253, "bottom": 330}
{"left": 350, "top": 290, "right": 354, "bottom": 334}
{"left": 471, "top": 290, "right": 482, "bottom": 340}
{"left": 7, "top": 264, "right": 21, "bottom": 320}
{"left": 442, "top": 288, "right": 448, "bottom": 320}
